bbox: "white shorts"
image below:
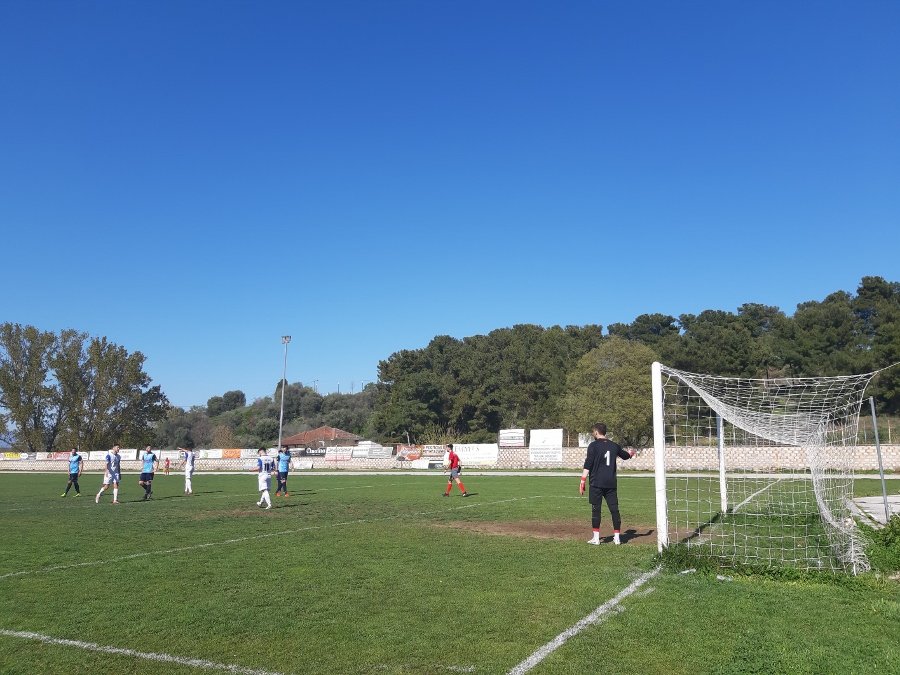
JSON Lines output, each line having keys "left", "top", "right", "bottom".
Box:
{"left": 185, "top": 469, "right": 194, "bottom": 477}
{"left": 257, "top": 474, "right": 271, "bottom": 491}
{"left": 103, "top": 472, "right": 120, "bottom": 485}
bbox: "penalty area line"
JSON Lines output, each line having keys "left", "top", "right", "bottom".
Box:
{"left": 507, "top": 566, "right": 661, "bottom": 675}
{"left": 0, "top": 628, "right": 286, "bottom": 675}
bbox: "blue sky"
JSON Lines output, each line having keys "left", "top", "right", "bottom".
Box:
{"left": 1, "top": 1, "right": 898, "bottom": 408}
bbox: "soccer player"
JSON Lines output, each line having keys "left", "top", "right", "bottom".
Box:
{"left": 275, "top": 446, "right": 291, "bottom": 497}
{"left": 178, "top": 446, "right": 196, "bottom": 495}
{"left": 442, "top": 443, "right": 469, "bottom": 497}
{"left": 164, "top": 457, "right": 171, "bottom": 475}
{"left": 61, "top": 447, "right": 83, "bottom": 497}
{"left": 138, "top": 446, "right": 159, "bottom": 500}
{"left": 256, "top": 447, "right": 275, "bottom": 509}
{"left": 580, "top": 423, "right": 635, "bottom": 545}
{"left": 96, "top": 445, "right": 122, "bottom": 504}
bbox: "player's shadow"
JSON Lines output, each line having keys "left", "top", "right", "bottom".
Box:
{"left": 273, "top": 503, "right": 308, "bottom": 509}
{"left": 603, "top": 529, "right": 654, "bottom": 544}
{"left": 462, "top": 492, "right": 479, "bottom": 498}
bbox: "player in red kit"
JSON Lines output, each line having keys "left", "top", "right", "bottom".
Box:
{"left": 442, "top": 444, "right": 469, "bottom": 497}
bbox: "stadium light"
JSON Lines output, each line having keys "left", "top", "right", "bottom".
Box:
{"left": 277, "top": 336, "right": 291, "bottom": 452}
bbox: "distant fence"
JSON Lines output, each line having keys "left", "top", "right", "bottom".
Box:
{"left": 2, "top": 445, "right": 898, "bottom": 472}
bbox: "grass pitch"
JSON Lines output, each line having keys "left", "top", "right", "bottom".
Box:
{"left": 0, "top": 473, "right": 898, "bottom": 674}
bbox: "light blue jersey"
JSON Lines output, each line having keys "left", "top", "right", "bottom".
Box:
{"left": 69, "top": 454, "right": 82, "bottom": 473}
{"left": 142, "top": 452, "right": 156, "bottom": 473}
{"left": 277, "top": 452, "right": 290, "bottom": 473}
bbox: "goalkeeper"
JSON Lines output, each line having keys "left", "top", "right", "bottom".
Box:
{"left": 579, "top": 423, "right": 635, "bottom": 545}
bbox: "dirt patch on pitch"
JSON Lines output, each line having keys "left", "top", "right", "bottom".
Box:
{"left": 434, "top": 520, "right": 656, "bottom": 544}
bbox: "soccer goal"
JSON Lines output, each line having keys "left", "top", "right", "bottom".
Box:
{"left": 651, "top": 361, "right": 877, "bottom": 574}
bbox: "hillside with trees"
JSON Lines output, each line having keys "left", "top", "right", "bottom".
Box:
{"left": 2, "top": 276, "right": 897, "bottom": 450}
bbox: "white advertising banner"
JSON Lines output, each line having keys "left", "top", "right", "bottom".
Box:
{"left": 119, "top": 449, "right": 138, "bottom": 461}
{"left": 88, "top": 451, "right": 107, "bottom": 461}
{"left": 160, "top": 450, "right": 181, "bottom": 461}
{"left": 199, "top": 449, "right": 223, "bottom": 459}
{"left": 366, "top": 444, "right": 394, "bottom": 459}
{"left": 411, "top": 457, "right": 444, "bottom": 469}
{"left": 240, "top": 449, "right": 260, "bottom": 459}
{"left": 422, "top": 445, "right": 446, "bottom": 457}
{"left": 325, "top": 446, "right": 353, "bottom": 461}
{"left": 454, "top": 443, "right": 499, "bottom": 466}
{"left": 498, "top": 429, "right": 526, "bottom": 448}
{"left": 529, "top": 428, "right": 563, "bottom": 463}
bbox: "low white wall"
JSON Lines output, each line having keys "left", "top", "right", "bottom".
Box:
{"left": 2, "top": 445, "right": 898, "bottom": 472}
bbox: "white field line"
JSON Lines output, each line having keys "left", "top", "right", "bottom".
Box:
{"left": 507, "top": 566, "right": 661, "bottom": 675}
{"left": 0, "top": 628, "right": 285, "bottom": 675}
{"left": 732, "top": 478, "right": 784, "bottom": 513}
{"left": 0, "top": 495, "right": 544, "bottom": 582}
{"left": 1, "top": 484, "right": 378, "bottom": 513}
{"left": 504, "top": 478, "right": 776, "bottom": 674}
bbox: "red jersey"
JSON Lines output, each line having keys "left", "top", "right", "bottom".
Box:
{"left": 447, "top": 450, "right": 461, "bottom": 469}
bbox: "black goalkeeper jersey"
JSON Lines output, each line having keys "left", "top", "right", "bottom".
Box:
{"left": 583, "top": 439, "right": 632, "bottom": 489}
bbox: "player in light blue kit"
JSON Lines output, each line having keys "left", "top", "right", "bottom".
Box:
{"left": 256, "top": 447, "right": 275, "bottom": 509}
{"left": 138, "top": 446, "right": 159, "bottom": 500}
{"left": 96, "top": 445, "right": 122, "bottom": 504}
{"left": 61, "top": 448, "right": 83, "bottom": 497}
{"left": 275, "top": 446, "right": 291, "bottom": 497}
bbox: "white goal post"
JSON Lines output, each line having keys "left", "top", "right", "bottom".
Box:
{"left": 651, "top": 361, "right": 880, "bottom": 574}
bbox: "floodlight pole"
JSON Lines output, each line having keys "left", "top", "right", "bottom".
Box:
{"left": 277, "top": 336, "right": 291, "bottom": 451}
{"left": 869, "top": 397, "right": 891, "bottom": 521}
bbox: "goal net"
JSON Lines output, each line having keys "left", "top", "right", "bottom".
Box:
{"left": 651, "top": 362, "right": 876, "bottom": 574}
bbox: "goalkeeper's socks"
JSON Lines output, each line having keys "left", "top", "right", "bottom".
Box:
{"left": 613, "top": 531, "right": 621, "bottom": 545}
{"left": 589, "top": 529, "right": 600, "bottom": 544}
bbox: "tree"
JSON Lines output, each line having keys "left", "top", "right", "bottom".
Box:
{"left": 68, "top": 337, "right": 169, "bottom": 449}
{"left": 207, "top": 396, "right": 226, "bottom": 417}
{"left": 560, "top": 337, "right": 659, "bottom": 448}
{"left": 0, "top": 324, "right": 168, "bottom": 451}
{"left": 211, "top": 424, "right": 239, "bottom": 448}
{"left": 222, "top": 390, "right": 246, "bottom": 412}
{"left": 0, "top": 324, "right": 58, "bottom": 451}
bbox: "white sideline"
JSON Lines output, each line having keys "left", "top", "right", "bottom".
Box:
{"left": 0, "top": 628, "right": 285, "bottom": 675}
{"left": 0, "top": 496, "right": 544, "bottom": 582}
{"left": 507, "top": 566, "right": 662, "bottom": 675}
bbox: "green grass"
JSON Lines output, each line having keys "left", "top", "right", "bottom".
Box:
{"left": 0, "top": 473, "right": 898, "bottom": 674}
